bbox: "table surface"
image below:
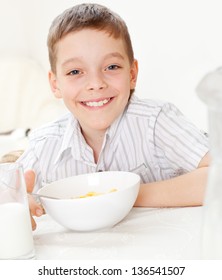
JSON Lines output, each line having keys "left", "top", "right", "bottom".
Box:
{"left": 33, "top": 206, "right": 204, "bottom": 260}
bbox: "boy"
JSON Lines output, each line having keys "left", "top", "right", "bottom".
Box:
{"left": 18, "top": 3, "right": 210, "bottom": 230}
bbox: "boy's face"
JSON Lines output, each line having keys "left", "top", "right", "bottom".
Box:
{"left": 49, "top": 29, "right": 138, "bottom": 135}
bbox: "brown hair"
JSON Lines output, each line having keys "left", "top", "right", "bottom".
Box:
{"left": 47, "top": 3, "right": 134, "bottom": 73}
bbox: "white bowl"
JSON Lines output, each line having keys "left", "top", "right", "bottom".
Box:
{"left": 38, "top": 171, "right": 140, "bottom": 231}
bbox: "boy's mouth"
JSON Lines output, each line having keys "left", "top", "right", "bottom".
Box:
{"left": 81, "top": 97, "right": 113, "bottom": 108}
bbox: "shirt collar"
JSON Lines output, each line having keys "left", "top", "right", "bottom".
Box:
{"left": 54, "top": 114, "right": 83, "bottom": 164}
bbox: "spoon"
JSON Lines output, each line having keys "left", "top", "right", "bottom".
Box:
{"left": 1, "top": 179, "right": 60, "bottom": 200}
{"left": 28, "top": 192, "right": 60, "bottom": 200}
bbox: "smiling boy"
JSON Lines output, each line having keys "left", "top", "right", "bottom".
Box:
{"left": 49, "top": 28, "right": 138, "bottom": 163}
{"left": 17, "top": 3, "right": 209, "bottom": 230}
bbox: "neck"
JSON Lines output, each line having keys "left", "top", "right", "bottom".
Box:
{"left": 81, "top": 127, "right": 106, "bottom": 163}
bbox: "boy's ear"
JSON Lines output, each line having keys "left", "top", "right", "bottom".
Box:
{"left": 130, "top": 59, "right": 139, "bottom": 90}
{"left": 48, "top": 71, "right": 62, "bottom": 98}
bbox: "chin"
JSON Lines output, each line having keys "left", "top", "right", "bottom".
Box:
{"left": 90, "top": 120, "right": 112, "bottom": 131}
{"left": 91, "top": 124, "right": 110, "bottom": 131}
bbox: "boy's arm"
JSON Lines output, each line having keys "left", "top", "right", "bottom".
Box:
{"left": 134, "top": 152, "right": 210, "bottom": 207}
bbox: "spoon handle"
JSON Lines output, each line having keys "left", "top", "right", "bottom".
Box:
{"left": 28, "top": 192, "right": 59, "bottom": 200}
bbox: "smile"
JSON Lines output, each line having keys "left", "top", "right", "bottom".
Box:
{"left": 81, "top": 98, "right": 112, "bottom": 107}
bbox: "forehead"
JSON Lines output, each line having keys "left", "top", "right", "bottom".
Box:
{"left": 55, "top": 29, "right": 128, "bottom": 63}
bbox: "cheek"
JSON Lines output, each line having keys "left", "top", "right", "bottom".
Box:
{"left": 118, "top": 75, "right": 132, "bottom": 93}
{"left": 110, "top": 74, "right": 130, "bottom": 90}
{"left": 59, "top": 81, "right": 79, "bottom": 99}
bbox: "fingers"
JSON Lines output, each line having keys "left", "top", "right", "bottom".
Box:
{"left": 28, "top": 194, "right": 44, "bottom": 216}
{"left": 31, "top": 215, "right": 37, "bottom": 231}
{"left": 24, "top": 170, "right": 36, "bottom": 193}
{"left": 24, "top": 170, "right": 45, "bottom": 230}
{"left": 28, "top": 194, "right": 45, "bottom": 230}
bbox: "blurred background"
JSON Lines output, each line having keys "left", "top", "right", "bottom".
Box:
{"left": 0, "top": 0, "right": 222, "bottom": 155}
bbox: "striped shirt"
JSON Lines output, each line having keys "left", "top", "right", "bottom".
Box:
{"left": 17, "top": 95, "right": 209, "bottom": 192}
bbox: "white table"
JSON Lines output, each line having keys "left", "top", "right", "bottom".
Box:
{"left": 33, "top": 206, "right": 203, "bottom": 260}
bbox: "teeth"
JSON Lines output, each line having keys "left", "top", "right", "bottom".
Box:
{"left": 84, "top": 98, "right": 110, "bottom": 107}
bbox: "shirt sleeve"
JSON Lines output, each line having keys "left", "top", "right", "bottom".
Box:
{"left": 153, "top": 102, "right": 209, "bottom": 174}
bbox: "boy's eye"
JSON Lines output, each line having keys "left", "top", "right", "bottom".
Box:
{"left": 106, "top": 64, "right": 120, "bottom": 71}
{"left": 68, "top": 69, "right": 80, "bottom": 75}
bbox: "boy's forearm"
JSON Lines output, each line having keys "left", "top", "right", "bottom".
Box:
{"left": 134, "top": 167, "right": 209, "bottom": 208}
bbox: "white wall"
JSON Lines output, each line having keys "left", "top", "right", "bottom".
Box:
{"left": 1, "top": 0, "right": 222, "bottom": 131}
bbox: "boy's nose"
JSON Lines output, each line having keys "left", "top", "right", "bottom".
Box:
{"left": 86, "top": 72, "right": 107, "bottom": 91}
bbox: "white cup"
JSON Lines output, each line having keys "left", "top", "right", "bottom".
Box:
{"left": 0, "top": 162, "right": 35, "bottom": 259}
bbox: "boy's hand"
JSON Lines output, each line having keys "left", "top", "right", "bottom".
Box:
{"left": 24, "top": 170, "right": 45, "bottom": 230}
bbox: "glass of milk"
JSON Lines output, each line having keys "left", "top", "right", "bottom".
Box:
{"left": 196, "top": 67, "right": 222, "bottom": 259}
{"left": 0, "top": 162, "right": 35, "bottom": 259}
